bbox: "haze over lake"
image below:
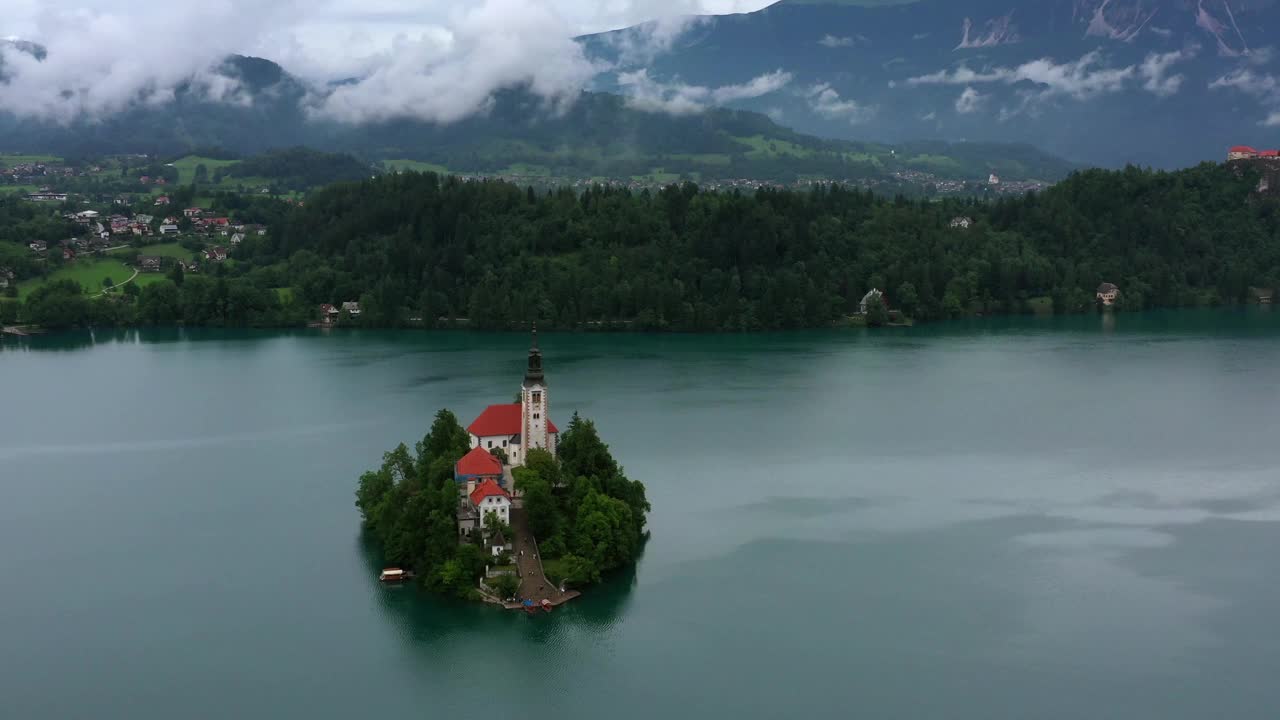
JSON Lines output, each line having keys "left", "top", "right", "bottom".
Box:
{"left": 3, "top": 310, "right": 1279, "bottom": 719}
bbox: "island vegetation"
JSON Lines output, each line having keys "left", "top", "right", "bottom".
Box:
{"left": 355, "top": 409, "right": 648, "bottom": 600}
{"left": 3, "top": 162, "right": 1279, "bottom": 331}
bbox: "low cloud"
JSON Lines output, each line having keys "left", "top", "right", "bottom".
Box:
{"left": 0, "top": 0, "right": 777, "bottom": 126}
{"left": 1209, "top": 68, "right": 1279, "bottom": 98}
{"left": 805, "top": 83, "right": 872, "bottom": 123}
{"left": 316, "top": 0, "right": 598, "bottom": 124}
{"left": 955, "top": 86, "right": 985, "bottom": 114}
{"left": 908, "top": 49, "right": 1193, "bottom": 103}
{"left": 1211, "top": 68, "right": 1280, "bottom": 125}
{"left": 618, "top": 68, "right": 792, "bottom": 115}
{"left": 818, "top": 34, "right": 855, "bottom": 48}
{"left": 0, "top": 2, "right": 299, "bottom": 123}
{"left": 1139, "top": 49, "right": 1194, "bottom": 97}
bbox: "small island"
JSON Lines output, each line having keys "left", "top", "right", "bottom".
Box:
{"left": 355, "top": 330, "right": 649, "bottom": 606}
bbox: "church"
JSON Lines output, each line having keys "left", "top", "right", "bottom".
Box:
{"left": 465, "top": 329, "right": 558, "bottom": 469}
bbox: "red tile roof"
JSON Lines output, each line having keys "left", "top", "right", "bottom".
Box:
{"left": 469, "top": 478, "right": 510, "bottom": 506}
{"left": 466, "top": 403, "right": 558, "bottom": 437}
{"left": 1261, "top": 150, "right": 1280, "bottom": 157}
{"left": 1231, "top": 146, "right": 1258, "bottom": 154}
{"left": 456, "top": 446, "right": 502, "bottom": 477}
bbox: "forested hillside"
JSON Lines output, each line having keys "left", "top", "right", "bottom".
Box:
{"left": 8, "top": 162, "right": 1278, "bottom": 330}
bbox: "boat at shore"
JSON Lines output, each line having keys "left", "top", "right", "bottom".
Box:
{"left": 379, "top": 568, "right": 413, "bottom": 583}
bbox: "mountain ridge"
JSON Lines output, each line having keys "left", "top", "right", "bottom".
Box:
{"left": 0, "top": 53, "right": 1074, "bottom": 184}
{"left": 583, "top": 0, "right": 1280, "bottom": 168}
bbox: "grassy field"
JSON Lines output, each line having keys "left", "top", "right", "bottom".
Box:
{"left": 733, "top": 135, "right": 817, "bottom": 159}
{"left": 384, "top": 159, "right": 451, "bottom": 174}
{"left": 170, "top": 155, "right": 241, "bottom": 185}
{"left": 904, "top": 154, "right": 964, "bottom": 174}
{"left": 631, "top": 170, "right": 681, "bottom": 184}
{"left": 110, "top": 242, "right": 196, "bottom": 261}
{"left": 0, "top": 154, "right": 61, "bottom": 167}
{"left": 133, "top": 274, "right": 170, "bottom": 290}
{"left": 0, "top": 184, "right": 42, "bottom": 196}
{"left": 1027, "top": 296, "right": 1054, "bottom": 315}
{"left": 16, "top": 258, "right": 136, "bottom": 300}
{"left": 499, "top": 163, "right": 554, "bottom": 177}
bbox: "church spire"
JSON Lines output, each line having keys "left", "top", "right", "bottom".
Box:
{"left": 524, "top": 324, "right": 544, "bottom": 384}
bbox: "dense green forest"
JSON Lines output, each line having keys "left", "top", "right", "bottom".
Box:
{"left": 5, "top": 162, "right": 1279, "bottom": 331}
{"left": 224, "top": 147, "right": 375, "bottom": 191}
{"left": 353, "top": 409, "right": 648, "bottom": 598}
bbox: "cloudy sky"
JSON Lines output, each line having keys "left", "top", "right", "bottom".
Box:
{"left": 0, "top": 0, "right": 778, "bottom": 123}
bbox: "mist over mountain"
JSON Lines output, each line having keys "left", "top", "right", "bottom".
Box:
{"left": 0, "top": 52, "right": 1072, "bottom": 183}
{"left": 584, "top": 0, "right": 1280, "bottom": 167}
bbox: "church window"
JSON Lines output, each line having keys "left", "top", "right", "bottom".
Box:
{"left": 533, "top": 413, "right": 540, "bottom": 419}
{"left": 532, "top": 391, "right": 541, "bottom": 403}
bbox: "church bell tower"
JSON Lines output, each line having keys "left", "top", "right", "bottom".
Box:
{"left": 519, "top": 326, "right": 551, "bottom": 464}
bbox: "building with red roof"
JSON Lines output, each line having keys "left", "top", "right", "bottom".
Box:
{"left": 466, "top": 328, "right": 559, "bottom": 467}
{"left": 468, "top": 479, "right": 511, "bottom": 529}
{"left": 455, "top": 446, "right": 503, "bottom": 486}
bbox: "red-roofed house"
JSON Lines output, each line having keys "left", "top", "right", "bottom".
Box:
{"left": 469, "top": 479, "right": 511, "bottom": 528}
{"left": 455, "top": 446, "right": 503, "bottom": 487}
{"left": 1229, "top": 146, "right": 1259, "bottom": 161}
{"left": 1261, "top": 150, "right": 1280, "bottom": 158}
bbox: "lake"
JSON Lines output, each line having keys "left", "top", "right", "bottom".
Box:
{"left": 2, "top": 309, "right": 1279, "bottom": 718}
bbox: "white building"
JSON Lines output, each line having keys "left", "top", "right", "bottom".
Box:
{"left": 950, "top": 216, "right": 973, "bottom": 229}
{"left": 470, "top": 479, "right": 511, "bottom": 529}
{"left": 860, "top": 288, "right": 884, "bottom": 315}
{"left": 466, "top": 329, "right": 559, "bottom": 467}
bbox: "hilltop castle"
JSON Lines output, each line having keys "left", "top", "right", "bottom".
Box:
{"left": 1228, "top": 146, "right": 1280, "bottom": 161}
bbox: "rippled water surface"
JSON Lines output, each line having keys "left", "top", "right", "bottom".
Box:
{"left": 2, "top": 310, "right": 1278, "bottom": 718}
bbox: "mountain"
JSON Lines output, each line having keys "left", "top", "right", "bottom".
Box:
{"left": 0, "top": 55, "right": 1072, "bottom": 184}
{"left": 583, "top": 0, "right": 1280, "bottom": 168}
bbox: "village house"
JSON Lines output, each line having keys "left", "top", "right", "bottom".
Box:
{"left": 154, "top": 195, "right": 170, "bottom": 206}
{"left": 62, "top": 248, "right": 76, "bottom": 261}
{"left": 74, "top": 210, "right": 99, "bottom": 224}
{"left": 24, "top": 191, "right": 67, "bottom": 202}
{"left": 159, "top": 224, "right": 180, "bottom": 235}
{"left": 1096, "top": 282, "right": 1120, "bottom": 306}
{"left": 988, "top": 173, "right": 1001, "bottom": 185}
{"left": 341, "top": 301, "right": 361, "bottom": 318}
{"left": 465, "top": 330, "right": 558, "bottom": 469}
{"left": 950, "top": 216, "right": 973, "bottom": 229}
{"left": 464, "top": 479, "right": 511, "bottom": 534}
{"left": 183, "top": 207, "right": 202, "bottom": 218}
{"left": 1250, "top": 287, "right": 1274, "bottom": 305}
{"left": 318, "top": 303, "right": 340, "bottom": 324}
{"left": 204, "top": 246, "right": 228, "bottom": 262}
{"left": 137, "top": 256, "right": 163, "bottom": 273}
{"left": 29, "top": 240, "right": 48, "bottom": 254}
{"left": 860, "top": 288, "right": 886, "bottom": 315}
{"left": 0, "top": 268, "right": 14, "bottom": 289}
{"left": 178, "top": 260, "right": 200, "bottom": 274}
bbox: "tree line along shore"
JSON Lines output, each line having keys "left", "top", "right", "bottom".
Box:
{"left": 3, "top": 162, "right": 1278, "bottom": 331}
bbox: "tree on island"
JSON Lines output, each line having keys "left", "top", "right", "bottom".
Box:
{"left": 865, "top": 291, "right": 888, "bottom": 327}
{"left": 355, "top": 408, "right": 479, "bottom": 599}
{"left": 489, "top": 573, "right": 519, "bottom": 600}
{"left": 516, "top": 414, "right": 650, "bottom": 587}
